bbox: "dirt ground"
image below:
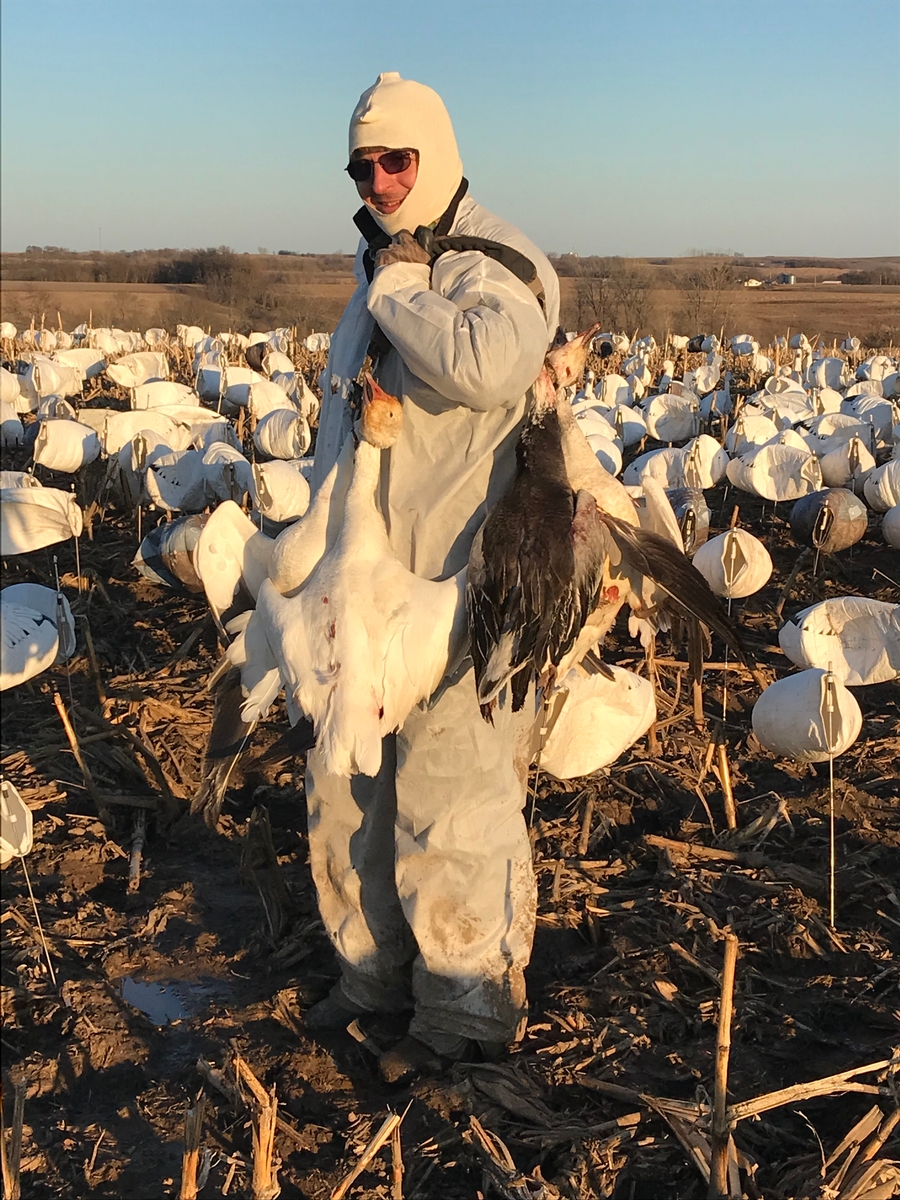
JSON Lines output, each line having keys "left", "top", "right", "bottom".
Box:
{"left": 1, "top": 359, "right": 898, "bottom": 1199}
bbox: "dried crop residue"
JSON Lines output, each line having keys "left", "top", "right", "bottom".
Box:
{"left": 2, "top": 448, "right": 899, "bottom": 1197}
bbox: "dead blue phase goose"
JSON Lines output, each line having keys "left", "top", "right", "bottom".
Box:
{"left": 547, "top": 328, "right": 752, "bottom": 677}
{"left": 467, "top": 364, "right": 607, "bottom": 719}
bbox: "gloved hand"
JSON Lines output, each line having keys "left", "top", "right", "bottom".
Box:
{"left": 374, "top": 230, "right": 432, "bottom": 271}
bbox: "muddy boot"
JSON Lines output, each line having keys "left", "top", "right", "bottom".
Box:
{"left": 305, "top": 988, "right": 370, "bottom": 1031}
{"left": 378, "top": 1035, "right": 444, "bottom": 1083}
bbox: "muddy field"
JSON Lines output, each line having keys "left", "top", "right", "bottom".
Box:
{"left": 1, "top": 364, "right": 899, "bottom": 1199}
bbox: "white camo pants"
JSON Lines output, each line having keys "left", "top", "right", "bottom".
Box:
{"left": 305, "top": 668, "right": 537, "bottom": 1054}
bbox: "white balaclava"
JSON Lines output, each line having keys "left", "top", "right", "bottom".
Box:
{"left": 349, "top": 72, "right": 464, "bottom": 237}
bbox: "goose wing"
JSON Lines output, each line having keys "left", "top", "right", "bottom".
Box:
{"left": 597, "top": 510, "right": 751, "bottom": 663}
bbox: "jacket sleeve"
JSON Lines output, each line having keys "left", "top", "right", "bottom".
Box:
{"left": 366, "top": 249, "right": 549, "bottom": 412}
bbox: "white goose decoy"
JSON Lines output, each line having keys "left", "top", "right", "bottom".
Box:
{"left": 253, "top": 407, "right": 312, "bottom": 460}
{"left": 882, "top": 503, "right": 900, "bottom": 548}
{"left": 597, "top": 373, "right": 632, "bottom": 407}
{"left": 144, "top": 448, "right": 210, "bottom": 512}
{"left": 0, "top": 366, "right": 21, "bottom": 407}
{"left": 584, "top": 432, "right": 623, "bottom": 477}
{"left": 0, "top": 486, "right": 83, "bottom": 555}
{"left": 819, "top": 435, "right": 876, "bottom": 490}
{"left": 133, "top": 514, "right": 209, "bottom": 593}
{"left": 863, "top": 459, "right": 900, "bottom": 512}
{"left": 106, "top": 351, "right": 169, "bottom": 389}
{"left": 256, "top": 375, "right": 466, "bottom": 778}
{"left": 33, "top": 419, "right": 102, "bottom": 473}
{"left": 248, "top": 379, "right": 300, "bottom": 422}
{"left": 54, "top": 346, "right": 107, "bottom": 382}
{"left": 1, "top": 583, "right": 76, "bottom": 690}
{"left": 201, "top": 443, "right": 253, "bottom": 506}
{"left": 540, "top": 663, "right": 656, "bottom": 780}
{"left": 1, "top": 779, "right": 34, "bottom": 866}
{"left": 623, "top": 446, "right": 688, "bottom": 489}
{"left": 724, "top": 409, "right": 780, "bottom": 454}
{"left": 642, "top": 392, "right": 700, "bottom": 443}
{"left": 725, "top": 441, "right": 823, "bottom": 502}
{"left": 841, "top": 395, "right": 899, "bottom": 449}
{"left": 132, "top": 381, "right": 196, "bottom": 409}
{"left": 194, "top": 500, "right": 275, "bottom": 627}
{"left": 691, "top": 529, "right": 773, "bottom": 599}
{"left": 250, "top": 460, "right": 311, "bottom": 525}
{"left": 778, "top": 597, "right": 899, "bottom": 687}
{"left": 609, "top": 403, "right": 647, "bottom": 448}
{"left": 1, "top": 400, "right": 24, "bottom": 449}
{"left": 752, "top": 669, "right": 862, "bottom": 762}
{"left": 683, "top": 434, "right": 729, "bottom": 488}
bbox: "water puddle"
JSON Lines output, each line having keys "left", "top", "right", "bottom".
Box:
{"left": 121, "top": 977, "right": 226, "bottom": 1025}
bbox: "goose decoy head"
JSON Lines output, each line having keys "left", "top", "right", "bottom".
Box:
{"left": 360, "top": 373, "right": 403, "bottom": 448}
{"left": 546, "top": 322, "right": 603, "bottom": 388}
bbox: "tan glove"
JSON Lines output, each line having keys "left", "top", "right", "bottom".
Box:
{"left": 374, "top": 229, "right": 431, "bottom": 271}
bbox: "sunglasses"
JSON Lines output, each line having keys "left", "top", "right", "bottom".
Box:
{"left": 345, "top": 150, "right": 416, "bottom": 183}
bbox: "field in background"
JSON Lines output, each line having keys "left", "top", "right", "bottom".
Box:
{"left": 2, "top": 249, "right": 898, "bottom": 345}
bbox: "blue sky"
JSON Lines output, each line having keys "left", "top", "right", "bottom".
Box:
{"left": 2, "top": 0, "right": 898, "bottom": 257}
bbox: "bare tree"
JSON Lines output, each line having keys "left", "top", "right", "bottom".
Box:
{"left": 677, "top": 258, "right": 737, "bottom": 332}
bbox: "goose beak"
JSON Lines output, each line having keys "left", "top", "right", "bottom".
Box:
{"left": 360, "top": 373, "right": 404, "bottom": 448}
{"left": 546, "top": 322, "right": 603, "bottom": 387}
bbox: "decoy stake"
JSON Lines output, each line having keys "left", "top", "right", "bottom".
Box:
{"left": 708, "top": 933, "right": 739, "bottom": 1199}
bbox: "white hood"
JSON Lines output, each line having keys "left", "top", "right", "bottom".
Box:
{"left": 349, "top": 72, "right": 464, "bottom": 237}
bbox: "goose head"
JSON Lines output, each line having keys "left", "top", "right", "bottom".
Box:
{"left": 545, "top": 322, "right": 602, "bottom": 388}
{"left": 360, "top": 373, "right": 403, "bottom": 449}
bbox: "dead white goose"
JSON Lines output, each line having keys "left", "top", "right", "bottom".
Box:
{"left": 752, "top": 668, "right": 861, "bottom": 762}
{"left": 691, "top": 528, "right": 773, "bottom": 599}
{"left": 1, "top": 582, "right": 76, "bottom": 690}
{"left": 539, "top": 663, "right": 656, "bottom": 780}
{"left": 778, "top": 597, "right": 899, "bottom": 687}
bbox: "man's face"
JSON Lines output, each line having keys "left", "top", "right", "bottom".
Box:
{"left": 354, "top": 148, "right": 419, "bottom": 218}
